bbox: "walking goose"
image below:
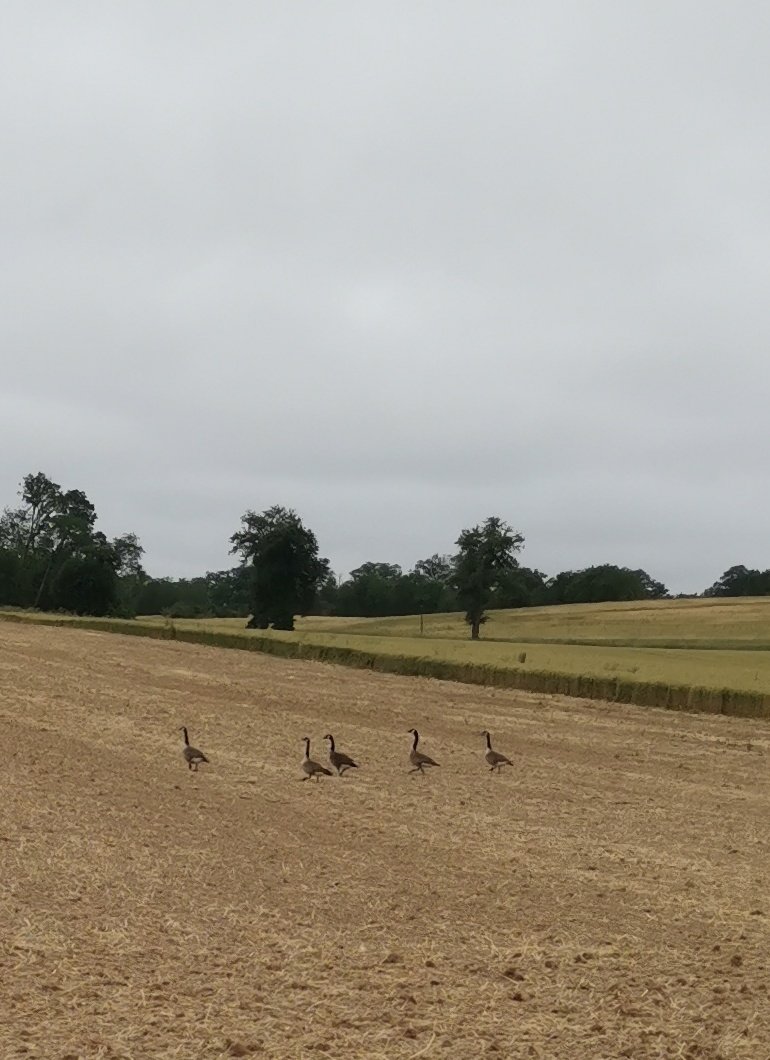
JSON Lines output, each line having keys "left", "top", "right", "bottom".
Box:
{"left": 408, "top": 728, "right": 440, "bottom": 775}
{"left": 180, "top": 727, "right": 209, "bottom": 771}
{"left": 481, "top": 730, "right": 512, "bottom": 772}
{"left": 324, "top": 733, "right": 358, "bottom": 775}
{"left": 301, "top": 737, "right": 333, "bottom": 781}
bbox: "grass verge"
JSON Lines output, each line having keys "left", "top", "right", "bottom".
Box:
{"left": 2, "top": 610, "right": 769, "bottom": 719}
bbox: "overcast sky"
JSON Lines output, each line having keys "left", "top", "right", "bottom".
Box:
{"left": 2, "top": 2, "right": 769, "bottom": 594}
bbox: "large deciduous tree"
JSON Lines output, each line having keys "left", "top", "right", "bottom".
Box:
{"left": 0, "top": 471, "right": 62, "bottom": 560}
{"left": 230, "top": 506, "right": 329, "bottom": 630}
{"left": 32, "top": 487, "right": 97, "bottom": 607}
{"left": 0, "top": 471, "right": 143, "bottom": 615}
{"left": 111, "top": 533, "right": 146, "bottom": 578}
{"left": 632, "top": 569, "right": 669, "bottom": 600}
{"left": 454, "top": 516, "right": 524, "bottom": 639}
{"left": 704, "top": 565, "right": 770, "bottom": 597}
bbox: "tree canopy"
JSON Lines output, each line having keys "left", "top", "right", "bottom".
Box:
{"left": 0, "top": 471, "right": 143, "bottom": 615}
{"left": 454, "top": 516, "right": 525, "bottom": 638}
{"left": 0, "top": 474, "right": 696, "bottom": 623}
{"left": 230, "top": 505, "right": 330, "bottom": 630}
{"left": 704, "top": 565, "right": 770, "bottom": 597}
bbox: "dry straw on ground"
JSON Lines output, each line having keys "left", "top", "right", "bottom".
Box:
{"left": 2, "top": 622, "right": 770, "bottom": 1058}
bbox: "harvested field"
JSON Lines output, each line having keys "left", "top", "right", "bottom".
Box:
{"left": 2, "top": 623, "right": 770, "bottom": 1059}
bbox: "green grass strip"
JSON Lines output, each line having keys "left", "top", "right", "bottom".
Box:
{"left": 2, "top": 611, "right": 769, "bottom": 719}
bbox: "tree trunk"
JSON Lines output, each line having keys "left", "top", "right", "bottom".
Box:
{"left": 470, "top": 618, "right": 481, "bottom": 640}
{"left": 33, "top": 551, "right": 55, "bottom": 609}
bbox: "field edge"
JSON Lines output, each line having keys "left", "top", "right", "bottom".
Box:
{"left": 2, "top": 610, "right": 769, "bottom": 719}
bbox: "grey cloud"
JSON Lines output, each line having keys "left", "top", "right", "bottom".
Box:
{"left": 3, "top": 2, "right": 770, "bottom": 593}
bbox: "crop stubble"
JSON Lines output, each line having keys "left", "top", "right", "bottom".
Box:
{"left": 1, "top": 622, "right": 769, "bottom": 1058}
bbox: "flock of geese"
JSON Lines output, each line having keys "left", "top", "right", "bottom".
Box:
{"left": 179, "top": 725, "right": 513, "bottom": 779}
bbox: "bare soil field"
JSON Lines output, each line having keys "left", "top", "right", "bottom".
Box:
{"left": 2, "top": 623, "right": 770, "bottom": 1059}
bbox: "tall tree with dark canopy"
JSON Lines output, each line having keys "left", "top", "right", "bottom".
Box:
{"left": 0, "top": 471, "right": 143, "bottom": 614}
{"left": 111, "top": 532, "right": 146, "bottom": 578}
{"left": 454, "top": 516, "right": 524, "bottom": 639}
{"left": 632, "top": 569, "right": 669, "bottom": 600}
{"left": 704, "top": 565, "right": 770, "bottom": 597}
{"left": 33, "top": 487, "right": 97, "bottom": 607}
{"left": 230, "top": 506, "right": 330, "bottom": 630}
{"left": 0, "top": 471, "right": 62, "bottom": 560}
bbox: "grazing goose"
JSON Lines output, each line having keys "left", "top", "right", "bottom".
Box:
{"left": 180, "top": 727, "right": 209, "bottom": 771}
{"left": 301, "top": 737, "right": 333, "bottom": 781}
{"left": 324, "top": 733, "right": 358, "bottom": 776}
{"left": 408, "top": 728, "right": 440, "bottom": 775}
{"left": 481, "top": 730, "right": 512, "bottom": 772}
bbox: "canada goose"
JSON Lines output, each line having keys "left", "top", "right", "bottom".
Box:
{"left": 180, "top": 727, "right": 209, "bottom": 771}
{"left": 301, "top": 737, "right": 333, "bottom": 781}
{"left": 481, "top": 730, "right": 512, "bottom": 772}
{"left": 408, "top": 728, "right": 440, "bottom": 775}
{"left": 324, "top": 733, "right": 358, "bottom": 776}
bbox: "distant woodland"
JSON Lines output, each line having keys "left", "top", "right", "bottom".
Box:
{"left": 0, "top": 472, "right": 762, "bottom": 631}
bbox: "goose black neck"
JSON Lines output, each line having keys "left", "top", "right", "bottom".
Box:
{"left": 411, "top": 730, "right": 419, "bottom": 750}
{"left": 485, "top": 732, "right": 492, "bottom": 750}
{"left": 328, "top": 735, "right": 335, "bottom": 751}
{"left": 303, "top": 737, "right": 311, "bottom": 756}
{"left": 182, "top": 727, "right": 189, "bottom": 746}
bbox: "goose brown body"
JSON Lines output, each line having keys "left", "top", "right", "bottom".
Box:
{"left": 180, "top": 727, "right": 208, "bottom": 771}
{"left": 408, "top": 728, "right": 439, "bottom": 775}
{"left": 324, "top": 734, "right": 358, "bottom": 775}
{"left": 481, "top": 730, "right": 511, "bottom": 772}
{"left": 301, "top": 737, "right": 333, "bottom": 781}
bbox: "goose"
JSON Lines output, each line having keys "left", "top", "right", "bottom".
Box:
{"left": 481, "top": 730, "right": 512, "bottom": 772}
{"left": 324, "top": 733, "right": 358, "bottom": 776}
{"left": 180, "top": 727, "right": 209, "bottom": 771}
{"left": 301, "top": 737, "right": 333, "bottom": 781}
{"left": 408, "top": 728, "right": 440, "bottom": 775}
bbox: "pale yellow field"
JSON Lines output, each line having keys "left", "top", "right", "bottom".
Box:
{"left": 3, "top": 621, "right": 770, "bottom": 1058}
{"left": 126, "top": 601, "right": 770, "bottom": 697}
{"left": 8, "top": 597, "right": 770, "bottom": 699}
{"left": 297, "top": 597, "right": 770, "bottom": 648}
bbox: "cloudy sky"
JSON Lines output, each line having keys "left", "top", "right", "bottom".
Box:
{"left": 2, "top": 2, "right": 769, "bottom": 593}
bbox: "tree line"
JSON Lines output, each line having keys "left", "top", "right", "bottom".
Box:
{"left": 0, "top": 472, "right": 144, "bottom": 616}
{"left": 228, "top": 507, "right": 670, "bottom": 637}
{"left": 0, "top": 472, "right": 763, "bottom": 633}
{"left": 0, "top": 473, "right": 257, "bottom": 619}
